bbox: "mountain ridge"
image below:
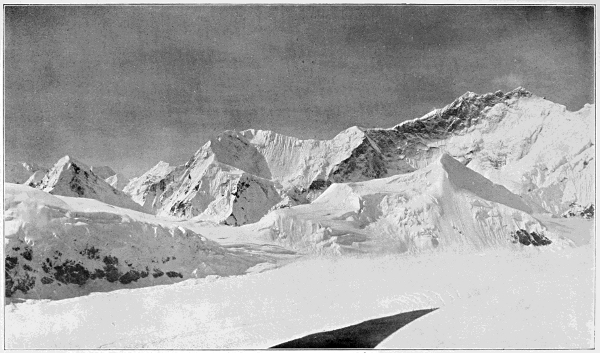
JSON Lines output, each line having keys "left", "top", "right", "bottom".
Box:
{"left": 122, "top": 87, "right": 594, "bottom": 224}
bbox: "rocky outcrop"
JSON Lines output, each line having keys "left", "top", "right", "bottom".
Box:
{"left": 156, "top": 145, "right": 282, "bottom": 224}
{"left": 4, "top": 184, "right": 266, "bottom": 300}
{"left": 255, "top": 154, "right": 556, "bottom": 253}
{"left": 123, "top": 161, "right": 185, "bottom": 213}
{"left": 562, "top": 203, "right": 594, "bottom": 219}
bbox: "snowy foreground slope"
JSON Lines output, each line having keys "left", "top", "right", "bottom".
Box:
{"left": 6, "top": 240, "right": 594, "bottom": 349}
{"left": 4, "top": 184, "right": 296, "bottom": 300}
{"left": 3, "top": 86, "right": 595, "bottom": 348}
{"left": 124, "top": 88, "right": 594, "bottom": 224}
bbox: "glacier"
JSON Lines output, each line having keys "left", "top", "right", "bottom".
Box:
{"left": 3, "top": 87, "right": 595, "bottom": 349}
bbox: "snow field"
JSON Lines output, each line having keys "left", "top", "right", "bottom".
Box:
{"left": 4, "top": 184, "right": 276, "bottom": 300}
{"left": 5, "top": 243, "right": 593, "bottom": 349}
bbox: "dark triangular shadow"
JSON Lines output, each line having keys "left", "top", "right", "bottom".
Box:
{"left": 271, "top": 308, "right": 437, "bottom": 349}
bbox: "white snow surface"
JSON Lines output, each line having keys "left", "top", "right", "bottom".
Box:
{"left": 23, "top": 170, "right": 46, "bottom": 186}
{"left": 155, "top": 148, "right": 282, "bottom": 225}
{"left": 104, "top": 173, "right": 127, "bottom": 190}
{"left": 6, "top": 241, "right": 593, "bottom": 349}
{"left": 239, "top": 126, "right": 371, "bottom": 189}
{"left": 34, "top": 156, "right": 147, "bottom": 213}
{"left": 124, "top": 141, "right": 283, "bottom": 225}
{"left": 3, "top": 87, "right": 595, "bottom": 349}
{"left": 82, "top": 164, "right": 128, "bottom": 190}
{"left": 254, "top": 154, "right": 570, "bottom": 253}
{"left": 123, "top": 160, "right": 182, "bottom": 212}
{"left": 365, "top": 90, "right": 594, "bottom": 215}
{"left": 4, "top": 183, "right": 290, "bottom": 300}
{"left": 124, "top": 88, "right": 594, "bottom": 223}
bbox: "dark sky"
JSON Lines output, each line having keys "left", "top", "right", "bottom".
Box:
{"left": 5, "top": 5, "right": 594, "bottom": 178}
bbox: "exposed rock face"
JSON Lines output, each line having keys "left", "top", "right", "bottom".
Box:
{"left": 123, "top": 161, "right": 184, "bottom": 213}
{"left": 156, "top": 143, "right": 282, "bottom": 224}
{"left": 33, "top": 156, "right": 147, "bottom": 213}
{"left": 359, "top": 87, "right": 594, "bottom": 215}
{"left": 511, "top": 229, "right": 552, "bottom": 246}
{"left": 125, "top": 87, "right": 594, "bottom": 222}
{"left": 562, "top": 203, "right": 595, "bottom": 219}
{"left": 4, "top": 184, "right": 265, "bottom": 300}
{"left": 255, "top": 154, "right": 559, "bottom": 253}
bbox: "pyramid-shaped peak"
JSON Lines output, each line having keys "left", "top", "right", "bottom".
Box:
{"left": 435, "top": 153, "right": 532, "bottom": 214}
{"left": 55, "top": 155, "right": 87, "bottom": 169}
{"left": 36, "top": 155, "right": 148, "bottom": 213}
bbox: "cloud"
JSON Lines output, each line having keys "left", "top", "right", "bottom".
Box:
{"left": 492, "top": 73, "right": 525, "bottom": 90}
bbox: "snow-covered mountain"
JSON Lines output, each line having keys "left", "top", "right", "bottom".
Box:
{"left": 123, "top": 161, "right": 183, "bottom": 212}
{"left": 124, "top": 88, "right": 594, "bottom": 224}
{"left": 104, "top": 173, "right": 128, "bottom": 190}
{"left": 31, "top": 156, "right": 148, "bottom": 213}
{"left": 4, "top": 161, "right": 48, "bottom": 184}
{"left": 4, "top": 183, "right": 276, "bottom": 300}
{"left": 252, "top": 153, "right": 568, "bottom": 254}
{"left": 3, "top": 86, "right": 595, "bottom": 348}
{"left": 361, "top": 88, "right": 594, "bottom": 215}
{"left": 90, "top": 165, "right": 129, "bottom": 190}
{"left": 124, "top": 140, "right": 283, "bottom": 225}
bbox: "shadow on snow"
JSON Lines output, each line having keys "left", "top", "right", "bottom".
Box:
{"left": 271, "top": 308, "right": 437, "bottom": 349}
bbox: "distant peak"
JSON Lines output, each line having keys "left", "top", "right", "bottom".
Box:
{"left": 56, "top": 155, "right": 76, "bottom": 166}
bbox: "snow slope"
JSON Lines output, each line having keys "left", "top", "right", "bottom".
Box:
{"left": 4, "top": 184, "right": 292, "bottom": 299}
{"left": 363, "top": 88, "right": 594, "bottom": 215}
{"left": 240, "top": 126, "right": 390, "bottom": 191}
{"left": 5, "top": 242, "right": 593, "bottom": 349}
{"left": 253, "top": 153, "right": 568, "bottom": 254}
{"left": 4, "top": 183, "right": 285, "bottom": 300}
{"left": 32, "top": 156, "right": 147, "bottom": 213}
{"left": 104, "top": 173, "right": 128, "bottom": 190}
{"left": 124, "top": 140, "right": 283, "bottom": 225}
{"left": 123, "top": 161, "right": 183, "bottom": 212}
{"left": 156, "top": 140, "right": 283, "bottom": 225}
{"left": 377, "top": 235, "right": 594, "bottom": 349}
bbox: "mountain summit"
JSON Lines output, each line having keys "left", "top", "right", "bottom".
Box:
{"left": 123, "top": 88, "right": 593, "bottom": 224}
{"left": 33, "top": 156, "right": 147, "bottom": 213}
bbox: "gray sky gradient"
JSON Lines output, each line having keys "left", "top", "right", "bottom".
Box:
{"left": 5, "top": 6, "right": 594, "bottom": 178}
